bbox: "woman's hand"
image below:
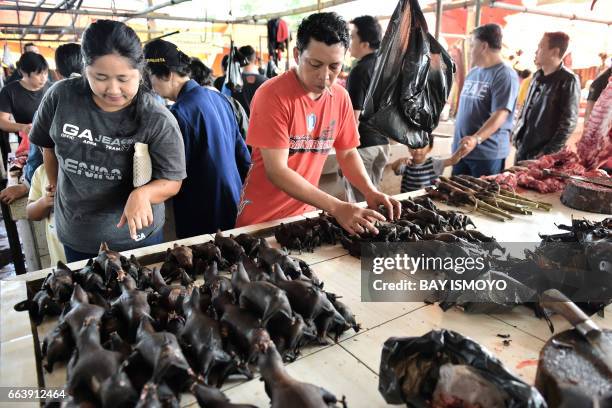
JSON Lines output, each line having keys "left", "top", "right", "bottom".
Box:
{"left": 330, "top": 201, "right": 386, "bottom": 236}
{"left": 117, "top": 188, "right": 153, "bottom": 240}
{"left": 0, "top": 184, "right": 29, "bottom": 204}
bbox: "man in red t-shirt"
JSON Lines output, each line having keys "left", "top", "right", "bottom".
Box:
{"left": 236, "top": 12, "right": 400, "bottom": 236}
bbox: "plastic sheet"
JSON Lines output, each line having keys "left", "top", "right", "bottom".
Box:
{"left": 378, "top": 329, "right": 547, "bottom": 407}
{"left": 361, "top": 0, "right": 454, "bottom": 148}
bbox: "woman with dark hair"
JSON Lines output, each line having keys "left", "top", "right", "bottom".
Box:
{"left": 144, "top": 39, "right": 250, "bottom": 239}
{"left": 0, "top": 52, "right": 50, "bottom": 204}
{"left": 0, "top": 52, "right": 49, "bottom": 138}
{"left": 29, "top": 20, "right": 186, "bottom": 262}
{"left": 189, "top": 57, "right": 214, "bottom": 87}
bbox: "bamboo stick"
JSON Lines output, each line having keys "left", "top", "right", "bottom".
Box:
{"left": 459, "top": 174, "right": 552, "bottom": 209}
{"left": 476, "top": 199, "right": 514, "bottom": 219}
{"left": 475, "top": 208, "right": 507, "bottom": 222}
{"left": 497, "top": 190, "right": 553, "bottom": 209}
{"left": 486, "top": 198, "right": 532, "bottom": 215}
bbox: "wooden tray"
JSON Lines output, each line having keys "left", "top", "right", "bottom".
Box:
{"left": 2, "top": 191, "right": 610, "bottom": 408}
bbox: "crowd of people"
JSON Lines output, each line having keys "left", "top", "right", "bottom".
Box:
{"left": 0, "top": 12, "right": 608, "bottom": 266}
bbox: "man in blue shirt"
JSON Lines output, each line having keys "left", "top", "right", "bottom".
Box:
{"left": 144, "top": 40, "right": 251, "bottom": 239}
{"left": 452, "top": 23, "right": 519, "bottom": 177}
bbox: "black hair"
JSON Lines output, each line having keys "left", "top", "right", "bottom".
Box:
{"left": 221, "top": 54, "right": 229, "bottom": 72}
{"left": 18, "top": 52, "right": 48, "bottom": 75}
{"left": 238, "top": 45, "right": 256, "bottom": 63}
{"left": 54, "top": 43, "right": 83, "bottom": 78}
{"left": 23, "top": 42, "right": 37, "bottom": 52}
{"left": 473, "top": 23, "right": 503, "bottom": 50}
{"left": 350, "top": 16, "right": 382, "bottom": 50}
{"left": 80, "top": 20, "right": 149, "bottom": 137}
{"left": 519, "top": 69, "right": 531, "bottom": 79}
{"left": 296, "top": 12, "right": 350, "bottom": 53}
{"left": 544, "top": 32, "right": 570, "bottom": 58}
{"left": 146, "top": 54, "right": 191, "bottom": 79}
{"left": 190, "top": 57, "right": 214, "bottom": 87}
{"left": 81, "top": 19, "right": 145, "bottom": 70}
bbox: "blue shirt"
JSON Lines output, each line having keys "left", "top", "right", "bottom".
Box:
{"left": 170, "top": 80, "right": 251, "bottom": 238}
{"left": 453, "top": 63, "right": 519, "bottom": 160}
{"left": 24, "top": 142, "right": 43, "bottom": 185}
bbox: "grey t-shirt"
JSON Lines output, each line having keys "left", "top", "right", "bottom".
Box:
{"left": 30, "top": 78, "right": 186, "bottom": 253}
{"left": 452, "top": 63, "right": 519, "bottom": 160}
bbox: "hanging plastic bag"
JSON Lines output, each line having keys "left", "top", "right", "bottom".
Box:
{"left": 379, "top": 330, "right": 547, "bottom": 407}
{"left": 361, "top": 0, "right": 454, "bottom": 148}
{"left": 265, "top": 59, "right": 280, "bottom": 79}
{"left": 223, "top": 43, "right": 244, "bottom": 97}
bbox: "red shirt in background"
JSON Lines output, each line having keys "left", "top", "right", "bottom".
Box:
{"left": 236, "top": 69, "right": 359, "bottom": 227}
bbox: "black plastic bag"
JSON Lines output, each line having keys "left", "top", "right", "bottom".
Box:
{"left": 379, "top": 330, "right": 547, "bottom": 407}
{"left": 265, "top": 59, "right": 280, "bottom": 79}
{"left": 224, "top": 43, "right": 244, "bottom": 93}
{"left": 361, "top": 0, "right": 454, "bottom": 148}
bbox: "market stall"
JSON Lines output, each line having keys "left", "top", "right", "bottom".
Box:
{"left": 1, "top": 189, "right": 609, "bottom": 407}
{"left": 0, "top": 0, "right": 610, "bottom": 407}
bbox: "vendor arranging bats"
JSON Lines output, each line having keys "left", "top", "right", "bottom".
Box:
{"left": 236, "top": 12, "right": 401, "bottom": 236}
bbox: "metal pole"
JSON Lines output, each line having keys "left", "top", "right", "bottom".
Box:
{"left": 20, "top": 0, "right": 46, "bottom": 40}
{"left": 488, "top": 1, "right": 611, "bottom": 25}
{"left": 0, "top": 180, "right": 26, "bottom": 275}
{"left": 0, "top": 37, "right": 79, "bottom": 43}
{"left": 474, "top": 0, "right": 482, "bottom": 27}
{"left": 232, "top": 0, "right": 356, "bottom": 23}
{"left": 435, "top": 0, "right": 443, "bottom": 40}
{"left": 142, "top": 30, "right": 180, "bottom": 44}
{"left": 121, "top": 0, "right": 191, "bottom": 23}
{"left": 144, "top": 0, "right": 156, "bottom": 41}
{"left": 0, "top": 0, "right": 358, "bottom": 24}
{"left": 0, "top": 4, "right": 235, "bottom": 23}
{"left": 377, "top": 1, "right": 477, "bottom": 21}
{"left": 0, "top": 24, "right": 164, "bottom": 34}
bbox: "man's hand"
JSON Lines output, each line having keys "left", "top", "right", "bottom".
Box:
{"left": 117, "top": 188, "right": 153, "bottom": 240}
{"left": 365, "top": 190, "right": 401, "bottom": 221}
{"left": 0, "top": 184, "right": 28, "bottom": 204}
{"left": 330, "top": 201, "right": 386, "bottom": 236}
{"left": 21, "top": 123, "right": 32, "bottom": 135}
{"left": 460, "top": 135, "right": 479, "bottom": 155}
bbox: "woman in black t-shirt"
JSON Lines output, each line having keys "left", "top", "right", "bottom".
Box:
{"left": 0, "top": 52, "right": 49, "bottom": 204}
{"left": 0, "top": 52, "right": 49, "bottom": 135}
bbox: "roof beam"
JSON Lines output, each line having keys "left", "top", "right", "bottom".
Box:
{"left": 120, "top": 0, "right": 191, "bottom": 22}
{"left": 0, "top": 23, "right": 164, "bottom": 34}
{"left": 231, "top": 0, "right": 357, "bottom": 23}
{"left": 0, "top": 0, "right": 358, "bottom": 25}
{"left": 377, "top": 0, "right": 611, "bottom": 25}
{"left": 0, "top": 3, "right": 234, "bottom": 23}
{"left": 488, "top": 1, "right": 611, "bottom": 25}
